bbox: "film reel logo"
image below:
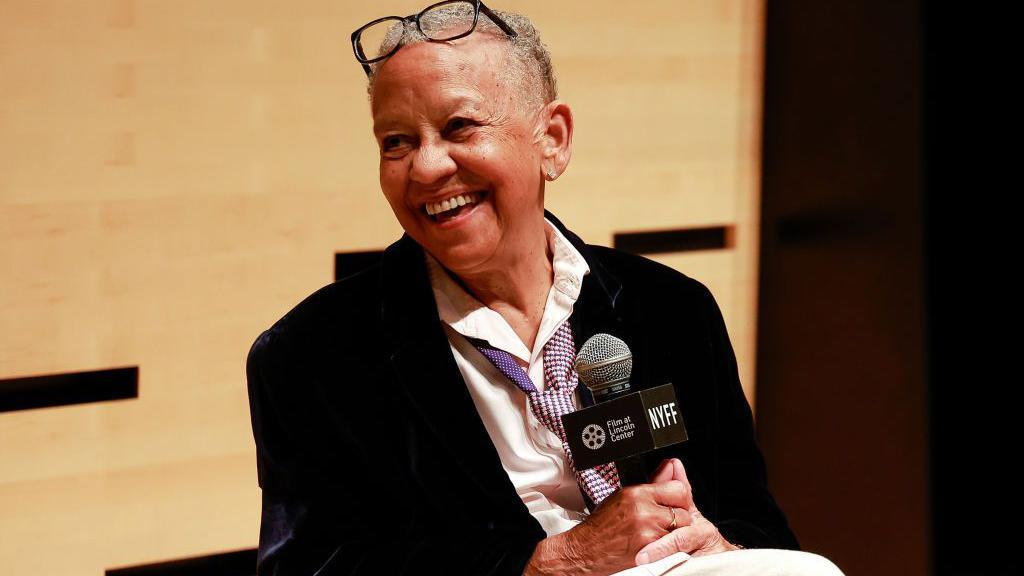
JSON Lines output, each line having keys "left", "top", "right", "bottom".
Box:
{"left": 581, "top": 423, "right": 606, "bottom": 450}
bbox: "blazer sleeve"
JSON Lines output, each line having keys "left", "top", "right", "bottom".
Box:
{"left": 247, "top": 327, "right": 354, "bottom": 575}
{"left": 699, "top": 285, "right": 801, "bottom": 551}
{"left": 246, "top": 326, "right": 544, "bottom": 576}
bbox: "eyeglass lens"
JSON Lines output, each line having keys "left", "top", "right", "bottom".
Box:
{"left": 357, "top": 1, "right": 478, "bottom": 63}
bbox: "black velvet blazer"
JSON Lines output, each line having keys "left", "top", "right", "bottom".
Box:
{"left": 246, "top": 212, "right": 798, "bottom": 575}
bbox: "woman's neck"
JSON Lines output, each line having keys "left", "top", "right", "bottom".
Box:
{"left": 454, "top": 225, "right": 554, "bottom": 353}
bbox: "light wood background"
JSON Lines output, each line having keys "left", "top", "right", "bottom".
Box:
{"left": 0, "top": 1, "right": 764, "bottom": 573}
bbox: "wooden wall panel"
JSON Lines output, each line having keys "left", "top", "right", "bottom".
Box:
{"left": 0, "top": 1, "right": 764, "bottom": 573}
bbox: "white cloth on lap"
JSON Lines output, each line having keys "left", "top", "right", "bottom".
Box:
{"left": 611, "top": 549, "right": 845, "bottom": 576}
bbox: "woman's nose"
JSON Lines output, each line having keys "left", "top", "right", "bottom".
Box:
{"left": 409, "top": 139, "right": 457, "bottom": 185}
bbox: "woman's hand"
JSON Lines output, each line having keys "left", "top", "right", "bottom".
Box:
{"left": 634, "top": 458, "right": 740, "bottom": 565}
{"left": 524, "top": 459, "right": 698, "bottom": 575}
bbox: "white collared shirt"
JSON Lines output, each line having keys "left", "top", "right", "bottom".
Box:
{"left": 424, "top": 219, "right": 591, "bottom": 536}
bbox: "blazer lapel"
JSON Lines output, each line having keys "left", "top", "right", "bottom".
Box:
{"left": 380, "top": 235, "right": 526, "bottom": 512}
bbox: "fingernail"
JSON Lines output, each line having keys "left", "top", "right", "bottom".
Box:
{"left": 636, "top": 552, "right": 650, "bottom": 564}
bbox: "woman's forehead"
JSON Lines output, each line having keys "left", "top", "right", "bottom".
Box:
{"left": 370, "top": 35, "right": 512, "bottom": 119}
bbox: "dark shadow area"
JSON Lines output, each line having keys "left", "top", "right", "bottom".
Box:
{"left": 923, "top": 3, "right": 1018, "bottom": 576}
{"left": 760, "top": 2, "right": 1018, "bottom": 575}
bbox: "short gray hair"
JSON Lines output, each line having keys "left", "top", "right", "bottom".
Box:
{"left": 365, "top": 6, "right": 557, "bottom": 111}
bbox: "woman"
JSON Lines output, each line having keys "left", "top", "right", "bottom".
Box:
{"left": 247, "top": 3, "right": 843, "bottom": 575}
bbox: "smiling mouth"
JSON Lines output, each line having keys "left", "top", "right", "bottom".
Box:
{"left": 424, "top": 191, "right": 485, "bottom": 222}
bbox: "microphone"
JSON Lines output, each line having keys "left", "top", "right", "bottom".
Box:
{"left": 573, "top": 334, "right": 652, "bottom": 486}
{"left": 575, "top": 333, "right": 634, "bottom": 403}
{"left": 559, "top": 379, "right": 687, "bottom": 478}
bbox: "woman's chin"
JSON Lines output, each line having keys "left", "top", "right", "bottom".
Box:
{"left": 428, "top": 241, "right": 495, "bottom": 276}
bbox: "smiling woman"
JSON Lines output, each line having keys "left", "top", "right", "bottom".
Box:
{"left": 370, "top": 31, "right": 565, "bottom": 290}
{"left": 245, "top": 3, "right": 843, "bottom": 576}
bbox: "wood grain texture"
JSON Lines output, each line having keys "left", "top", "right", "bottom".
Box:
{"left": 0, "top": 1, "right": 764, "bottom": 572}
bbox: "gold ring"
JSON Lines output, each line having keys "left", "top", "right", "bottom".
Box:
{"left": 667, "top": 507, "right": 678, "bottom": 530}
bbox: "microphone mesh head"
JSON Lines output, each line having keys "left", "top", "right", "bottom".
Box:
{"left": 575, "top": 333, "right": 633, "bottom": 390}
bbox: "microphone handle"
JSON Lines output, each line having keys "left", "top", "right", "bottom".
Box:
{"left": 589, "top": 380, "right": 648, "bottom": 485}
{"left": 614, "top": 455, "right": 648, "bottom": 486}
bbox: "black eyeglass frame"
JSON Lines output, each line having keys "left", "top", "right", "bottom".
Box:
{"left": 351, "top": 0, "right": 518, "bottom": 77}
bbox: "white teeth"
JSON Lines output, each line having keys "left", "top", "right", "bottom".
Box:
{"left": 425, "top": 192, "right": 479, "bottom": 217}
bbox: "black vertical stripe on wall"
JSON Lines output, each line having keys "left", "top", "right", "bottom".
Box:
{"left": 335, "top": 250, "right": 384, "bottom": 281}
{"left": 106, "top": 548, "right": 256, "bottom": 576}
{"left": 0, "top": 366, "right": 138, "bottom": 413}
{"left": 612, "top": 226, "right": 732, "bottom": 255}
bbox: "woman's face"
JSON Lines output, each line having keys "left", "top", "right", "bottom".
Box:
{"left": 370, "top": 33, "right": 547, "bottom": 277}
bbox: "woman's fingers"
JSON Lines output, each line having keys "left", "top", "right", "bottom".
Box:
{"left": 650, "top": 458, "right": 676, "bottom": 484}
{"left": 649, "top": 479, "right": 691, "bottom": 509}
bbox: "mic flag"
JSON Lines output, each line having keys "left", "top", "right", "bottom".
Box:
{"left": 561, "top": 383, "right": 688, "bottom": 470}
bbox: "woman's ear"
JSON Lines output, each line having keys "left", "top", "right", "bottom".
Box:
{"left": 537, "top": 100, "right": 574, "bottom": 181}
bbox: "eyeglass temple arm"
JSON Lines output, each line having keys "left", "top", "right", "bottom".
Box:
{"left": 478, "top": 2, "right": 518, "bottom": 38}
{"left": 351, "top": 29, "right": 373, "bottom": 78}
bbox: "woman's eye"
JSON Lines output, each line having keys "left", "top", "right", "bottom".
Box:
{"left": 380, "top": 135, "right": 412, "bottom": 159}
{"left": 445, "top": 118, "right": 473, "bottom": 134}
